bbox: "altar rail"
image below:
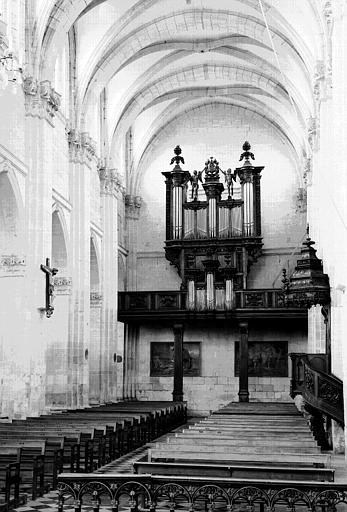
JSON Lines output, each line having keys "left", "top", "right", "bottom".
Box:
{"left": 290, "top": 353, "right": 344, "bottom": 426}
{"left": 118, "top": 289, "right": 307, "bottom": 320}
{"left": 57, "top": 474, "right": 347, "bottom": 512}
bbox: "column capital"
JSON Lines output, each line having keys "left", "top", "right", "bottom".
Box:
{"left": 23, "top": 76, "right": 61, "bottom": 123}
{"left": 125, "top": 194, "right": 142, "bottom": 219}
{"left": 98, "top": 165, "right": 124, "bottom": 196}
{"left": 66, "top": 128, "right": 98, "bottom": 164}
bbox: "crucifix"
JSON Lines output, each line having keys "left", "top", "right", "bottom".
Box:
{"left": 40, "top": 258, "right": 58, "bottom": 318}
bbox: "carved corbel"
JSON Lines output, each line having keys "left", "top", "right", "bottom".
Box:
{"left": 67, "top": 128, "right": 98, "bottom": 164}
{"left": 125, "top": 194, "right": 142, "bottom": 219}
{"left": 23, "top": 76, "right": 61, "bottom": 122}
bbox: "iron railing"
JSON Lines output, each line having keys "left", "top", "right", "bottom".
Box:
{"left": 57, "top": 474, "right": 347, "bottom": 512}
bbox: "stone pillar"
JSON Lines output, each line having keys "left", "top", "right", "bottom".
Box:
{"left": 123, "top": 195, "right": 142, "bottom": 400}
{"left": 173, "top": 323, "right": 184, "bottom": 402}
{"left": 46, "top": 276, "right": 72, "bottom": 407}
{"left": 98, "top": 166, "right": 124, "bottom": 403}
{"left": 125, "top": 194, "right": 142, "bottom": 290}
{"left": 89, "top": 291, "right": 103, "bottom": 404}
{"left": 238, "top": 322, "right": 249, "bottom": 402}
{"left": 15, "top": 78, "right": 62, "bottom": 418}
{"left": 67, "top": 129, "right": 98, "bottom": 408}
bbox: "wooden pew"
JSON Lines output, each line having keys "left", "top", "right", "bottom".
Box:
{"left": 0, "top": 443, "right": 45, "bottom": 500}
{"left": 148, "top": 445, "right": 330, "bottom": 466}
{"left": 133, "top": 460, "right": 335, "bottom": 482}
{"left": 0, "top": 448, "right": 20, "bottom": 511}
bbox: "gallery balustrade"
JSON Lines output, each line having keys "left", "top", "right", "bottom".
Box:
{"left": 290, "top": 353, "right": 344, "bottom": 426}
{"left": 118, "top": 289, "right": 302, "bottom": 316}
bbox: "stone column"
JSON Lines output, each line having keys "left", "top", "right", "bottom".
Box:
{"left": 122, "top": 196, "right": 142, "bottom": 400}
{"left": 46, "top": 276, "right": 72, "bottom": 407}
{"left": 173, "top": 323, "right": 184, "bottom": 402}
{"left": 19, "top": 78, "right": 61, "bottom": 418}
{"left": 89, "top": 291, "right": 103, "bottom": 404}
{"left": 98, "top": 166, "right": 124, "bottom": 403}
{"left": 238, "top": 321, "right": 249, "bottom": 402}
{"left": 125, "top": 194, "right": 142, "bottom": 290}
{"left": 67, "top": 129, "right": 98, "bottom": 408}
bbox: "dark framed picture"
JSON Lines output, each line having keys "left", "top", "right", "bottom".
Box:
{"left": 150, "top": 342, "right": 201, "bottom": 377}
{"left": 235, "top": 341, "right": 288, "bottom": 377}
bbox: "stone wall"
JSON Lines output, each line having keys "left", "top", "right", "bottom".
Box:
{"left": 136, "top": 320, "right": 307, "bottom": 415}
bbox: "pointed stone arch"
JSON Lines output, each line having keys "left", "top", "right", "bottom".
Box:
{"left": 51, "top": 207, "right": 68, "bottom": 271}
{"left": 89, "top": 234, "right": 103, "bottom": 404}
{"left": 90, "top": 236, "right": 101, "bottom": 292}
{"left": 118, "top": 252, "right": 126, "bottom": 292}
{"left": 45, "top": 206, "right": 70, "bottom": 409}
{"left": 0, "top": 168, "right": 24, "bottom": 256}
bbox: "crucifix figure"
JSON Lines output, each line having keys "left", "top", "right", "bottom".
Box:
{"left": 40, "top": 258, "right": 58, "bottom": 318}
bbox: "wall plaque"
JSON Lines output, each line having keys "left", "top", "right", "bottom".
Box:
{"left": 150, "top": 342, "right": 201, "bottom": 377}
{"left": 235, "top": 341, "right": 288, "bottom": 377}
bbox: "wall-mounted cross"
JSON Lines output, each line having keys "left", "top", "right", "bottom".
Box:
{"left": 40, "top": 258, "right": 58, "bottom": 318}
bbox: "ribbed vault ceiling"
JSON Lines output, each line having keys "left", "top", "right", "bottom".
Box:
{"left": 34, "top": 0, "right": 328, "bottom": 193}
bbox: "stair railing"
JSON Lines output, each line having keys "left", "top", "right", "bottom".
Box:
{"left": 290, "top": 353, "right": 344, "bottom": 426}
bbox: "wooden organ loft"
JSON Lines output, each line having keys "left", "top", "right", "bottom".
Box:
{"left": 119, "top": 141, "right": 305, "bottom": 319}
{"left": 119, "top": 142, "right": 342, "bottom": 418}
{"left": 162, "top": 142, "right": 263, "bottom": 310}
{"left": 119, "top": 142, "right": 308, "bottom": 404}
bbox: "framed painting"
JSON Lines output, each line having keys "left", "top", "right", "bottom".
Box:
{"left": 150, "top": 342, "right": 201, "bottom": 377}
{"left": 235, "top": 341, "right": 288, "bottom": 377}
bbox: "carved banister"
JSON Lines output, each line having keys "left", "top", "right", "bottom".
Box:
{"left": 290, "top": 353, "right": 344, "bottom": 426}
